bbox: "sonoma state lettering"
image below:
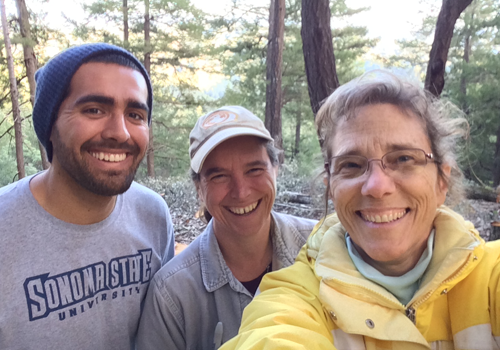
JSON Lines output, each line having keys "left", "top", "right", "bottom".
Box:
{"left": 23, "top": 249, "right": 152, "bottom": 322}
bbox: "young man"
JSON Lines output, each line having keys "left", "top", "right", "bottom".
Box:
{"left": 0, "top": 43, "right": 174, "bottom": 350}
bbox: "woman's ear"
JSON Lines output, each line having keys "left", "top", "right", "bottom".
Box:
{"left": 437, "top": 163, "right": 451, "bottom": 205}
{"left": 195, "top": 181, "right": 204, "bottom": 204}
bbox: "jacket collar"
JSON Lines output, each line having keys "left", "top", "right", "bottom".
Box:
{"left": 308, "top": 206, "right": 484, "bottom": 307}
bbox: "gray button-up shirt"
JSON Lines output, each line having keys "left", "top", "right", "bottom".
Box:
{"left": 136, "top": 211, "right": 317, "bottom": 350}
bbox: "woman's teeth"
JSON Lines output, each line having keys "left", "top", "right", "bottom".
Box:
{"left": 228, "top": 202, "right": 258, "bottom": 215}
{"left": 361, "top": 210, "right": 407, "bottom": 223}
{"left": 91, "top": 152, "right": 127, "bottom": 162}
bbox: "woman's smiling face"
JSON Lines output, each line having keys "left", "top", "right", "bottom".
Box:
{"left": 197, "top": 136, "right": 278, "bottom": 239}
{"left": 328, "top": 103, "right": 450, "bottom": 276}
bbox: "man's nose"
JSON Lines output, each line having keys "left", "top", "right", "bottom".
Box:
{"left": 360, "top": 161, "right": 396, "bottom": 198}
{"left": 102, "top": 113, "right": 130, "bottom": 143}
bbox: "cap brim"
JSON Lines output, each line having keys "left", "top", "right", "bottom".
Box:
{"left": 190, "top": 127, "right": 274, "bottom": 173}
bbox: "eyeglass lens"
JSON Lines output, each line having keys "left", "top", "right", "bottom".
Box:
{"left": 330, "top": 149, "right": 429, "bottom": 178}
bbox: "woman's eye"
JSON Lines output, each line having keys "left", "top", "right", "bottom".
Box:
{"left": 337, "top": 161, "right": 363, "bottom": 172}
{"left": 210, "top": 174, "right": 228, "bottom": 183}
{"left": 248, "top": 168, "right": 265, "bottom": 175}
{"left": 396, "top": 155, "right": 415, "bottom": 163}
{"left": 343, "top": 162, "right": 362, "bottom": 169}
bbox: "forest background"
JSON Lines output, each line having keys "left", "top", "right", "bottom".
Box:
{"left": 1, "top": 0, "right": 499, "bottom": 240}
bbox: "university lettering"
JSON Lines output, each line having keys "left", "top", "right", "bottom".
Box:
{"left": 23, "top": 249, "right": 152, "bottom": 321}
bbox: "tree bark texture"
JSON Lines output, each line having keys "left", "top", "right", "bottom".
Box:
{"left": 301, "top": 0, "right": 339, "bottom": 116}
{"left": 294, "top": 111, "right": 301, "bottom": 158}
{"left": 1, "top": 0, "right": 25, "bottom": 179}
{"left": 264, "top": 0, "right": 285, "bottom": 155}
{"left": 123, "top": 0, "right": 128, "bottom": 47}
{"left": 15, "top": 0, "right": 49, "bottom": 169}
{"left": 424, "top": 0, "right": 473, "bottom": 97}
{"left": 144, "top": 0, "right": 155, "bottom": 177}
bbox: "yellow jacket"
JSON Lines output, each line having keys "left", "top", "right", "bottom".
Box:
{"left": 221, "top": 206, "right": 500, "bottom": 349}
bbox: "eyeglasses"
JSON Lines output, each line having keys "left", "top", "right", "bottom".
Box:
{"left": 327, "top": 148, "right": 438, "bottom": 179}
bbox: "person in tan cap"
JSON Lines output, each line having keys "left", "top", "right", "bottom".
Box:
{"left": 137, "top": 106, "right": 317, "bottom": 349}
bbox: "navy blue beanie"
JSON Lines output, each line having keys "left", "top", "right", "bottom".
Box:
{"left": 33, "top": 43, "right": 153, "bottom": 162}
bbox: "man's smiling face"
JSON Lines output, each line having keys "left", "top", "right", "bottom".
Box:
{"left": 50, "top": 62, "right": 149, "bottom": 196}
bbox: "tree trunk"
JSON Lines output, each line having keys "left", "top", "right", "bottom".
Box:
{"left": 294, "top": 111, "right": 301, "bottom": 158}
{"left": 264, "top": 0, "right": 285, "bottom": 159}
{"left": 301, "top": 0, "right": 339, "bottom": 115}
{"left": 144, "top": 0, "right": 155, "bottom": 177}
{"left": 15, "top": 0, "right": 49, "bottom": 169}
{"left": 459, "top": 32, "right": 471, "bottom": 111}
{"left": 459, "top": 4, "right": 474, "bottom": 114}
{"left": 1, "top": 0, "right": 25, "bottom": 179}
{"left": 123, "top": 0, "right": 128, "bottom": 47}
{"left": 424, "top": 0, "right": 473, "bottom": 97}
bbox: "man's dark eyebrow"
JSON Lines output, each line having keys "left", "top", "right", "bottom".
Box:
{"left": 74, "top": 95, "right": 114, "bottom": 106}
{"left": 73, "top": 95, "right": 149, "bottom": 114}
{"left": 127, "top": 100, "right": 149, "bottom": 114}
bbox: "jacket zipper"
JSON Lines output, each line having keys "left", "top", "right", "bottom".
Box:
{"left": 405, "top": 252, "right": 474, "bottom": 324}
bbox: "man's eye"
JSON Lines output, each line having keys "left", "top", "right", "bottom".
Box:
{"left": 129, "top": 112, "right": 146, "bottom": 121}
{"left": 84, "top": 108, "right": 103, "bottom": 114}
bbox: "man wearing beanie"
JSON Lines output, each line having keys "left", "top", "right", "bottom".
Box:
{"left": 0, "top": 43, "right": 174, "bottom": 350}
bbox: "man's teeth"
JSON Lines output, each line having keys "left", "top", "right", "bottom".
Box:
{"left": 91, "top": 152, "right": 127, "bottom": 162}
{"left": 361, "top": 210, "right": 406, "bottom": 223}
{"left": 228, "top": 202, "right": 258, "bottom": 215}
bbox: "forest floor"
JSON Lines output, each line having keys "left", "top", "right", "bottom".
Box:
{"left": 139, "top": 169, "right": 500, "bottom": 245}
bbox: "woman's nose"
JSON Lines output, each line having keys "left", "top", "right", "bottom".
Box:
{"left": 360, "top": 161, "right": 396, "bottom": 198}
{"left": 230, "top": 176, "right": 251, "bottom": 199}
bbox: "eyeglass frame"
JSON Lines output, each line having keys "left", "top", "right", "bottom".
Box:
{"left": 324, "top": 148, "right": 440, "bottom": 179}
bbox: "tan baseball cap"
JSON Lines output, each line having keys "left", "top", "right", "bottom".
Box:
{"left": 189, "top": 106, "right": 274, "bottom": 173}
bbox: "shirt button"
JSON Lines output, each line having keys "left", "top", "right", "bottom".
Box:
{"left": 365, "top": 319, "right": 375, "bottom": 328}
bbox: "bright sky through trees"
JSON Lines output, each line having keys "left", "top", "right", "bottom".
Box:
{"left": 15, "top": 0, "right": 430, "bottom": 57}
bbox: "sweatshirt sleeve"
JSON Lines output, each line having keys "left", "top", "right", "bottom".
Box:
{"left": 220, "top": 247, "right": 335, "bottom": 349}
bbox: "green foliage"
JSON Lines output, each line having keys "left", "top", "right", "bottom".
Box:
{"left": 214, "top": 0, "right": 375, "bottom": 174}
{"left": 385, "top": 0, "right": 500, "bottom": 186}
{"left": 0, "top": 0, "right": 374, "bottom": 185}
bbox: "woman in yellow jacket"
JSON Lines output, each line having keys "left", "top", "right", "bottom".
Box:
{"left": 221, "top": 71, "right": 500, "bottom": 350}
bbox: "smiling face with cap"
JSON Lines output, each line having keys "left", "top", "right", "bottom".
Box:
{"left": 190, "top": 107, "right": 278, "bottom": 239}
{"left": 196, "top": 136, "right": 278, "bottom": 239}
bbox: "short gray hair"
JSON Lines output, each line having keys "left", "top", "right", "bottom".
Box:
{"left": 315, "top": 70, "right": 468, "bottom": 202}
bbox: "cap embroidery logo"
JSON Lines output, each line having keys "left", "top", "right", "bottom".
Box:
{"left": 202, "top": 111, "right": 238, "bottom": 129}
